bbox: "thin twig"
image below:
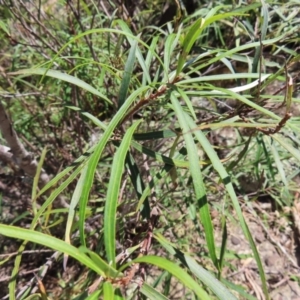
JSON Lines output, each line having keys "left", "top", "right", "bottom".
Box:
{"left": 0, "top": 249, "right": 54, "bottom": 259}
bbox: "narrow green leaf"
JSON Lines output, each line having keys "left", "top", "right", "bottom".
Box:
{"left": 22, "top": 293, "right": 41, "bottom": 300}
{"left": 126, "top": 153, "right": 150, "bottom": 219}
{"left": 10, "top": 68, "right": 112, "bottom": 105}
{"left": 252, "top": 0, "right": 268, "bottom": 72}
{"left": 272, "top": 134, "right": 300, "bottom": 163}
{"left": 177, "top": 18, "right": 205, "bottom": 74}
{"left": 104, "top": 120, "right": 142, "bottom": 268}
{"left": 118, "top": 38, "right": 138, "bottom": 108}
{"left": 33, "top": 163, "right": 85, "bottom": 227}
{"left": 36, "top": 143, "right": 97, "bottom": 197}
{"left": 0, "top": 20, "right": 9, "bottom": 35}
{"left": 103, "top": 282, "right": 114, "bottom": 299}
{"left": 162, "top": 33, "right": 177, "bottom": 82}
{"left": 266, "top": 136, "right": 290, "bottom": 205}
{"left": 221, "top": 279, "right": 258, "bottom": 300}
{"left": 257, "top": 135, "right": 275, "bottom": 180}
{"left": 79, "top": 246, "right": 120, "bottom": 278}
{"left": 204, "top": 5, "right": 231, "bottom": 18}
{"left": 64, "top": 162, "right": 91, "bottom": 267}
{"left": 77, "top": 161, "right": 94, "bottom": 248}
{"left": 144, "top": 35, "right": 159, "bottom": 86}
{"left": 184, "top": 254, "right": 238, "bottom": 300}
{"left": 184, "top": 114, "right": 269, "bottom": 299}
{"left": 140, "top": 283, "right": 169, "bottom": 300}
{"left": 170, "top": 93, "right": 218, "bottom": 269}
{"left": 155, "top": 233, "right": 237, "bottom": 300}
{"left": 219, "top": 216, "right": 228, "bottom": 275}
{"left": 132, "top": 256, "right": 211, "bottom": 300}
{"left": 32, "top": 146, "right": 47, "bottom": 215}
{"left": 177, "top": 11, "right": 246, "bottom": 75}
{"left": 115, "top": 20, "right": 153, "bottom": 85}
{"left": 0, "top": 224, "right": 108, "bottom": 276}
{"left": 260, "top": 0, "right": 269, "bottom": 40}
{"left": 177, "top": 87, "right": 197, "bottom": 120}
{"left": 231, "top": 2, "right": 261, "bottom": 14}
{"left": 66, "top": 106, "right": 107, "bottom": 130}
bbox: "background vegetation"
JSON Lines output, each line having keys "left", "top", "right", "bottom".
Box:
{"left": 0, "top": 0, "right": 300, "bottom": 299}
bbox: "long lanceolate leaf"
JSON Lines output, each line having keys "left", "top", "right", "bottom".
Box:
{"left": 176, "top": 11, "right": 246, "bottom": 75}
{"left": 116, "top": 20, "right": 152, "bottom": 86}
{"left": 64, "top": 165, "right": 88, "bottom": 260}
{"left": 132, "top": 256, "right": 211, "bottom": 300}
{"left": 118, "top": 38, "right": 138, "bottom": 108}
{"left": 183, "top": 114, "right": 269, "bottom": 300}
{"left": 65, "top": 161, "right": 95, "bottom": 270}
{"left": 140, "top": 283, "right": 169, "bottom": 300}
{"left": 154, "top": 233, "right": 237, "bottom": 300}
{"left": 0, "top": 224, "right": 117, "bottom": 277}
{"left": 10, "top": 68, "right": 112, "bottom": 105}
{"left": 77, "top": 163, "right": 94, "bottom": 248}
{"left": 176, "top": 17, "right": 205, "bottom": 75}
{"left": 126, "top": 152, "right": 150, "bottom": 219}
{"left": 252, "top": 0, "right": 269, "bottom": 73}
{"left": 184, "top": 254, "right": 237, "bottom": 300}
{"left": 143, "top": 35, "right": 160, "bottom": 86}
{"left": 170, "top": 93, "right": 219, "bottom": 270}
{"left": 104, "top": 120, "right": 142, "bottom": 269}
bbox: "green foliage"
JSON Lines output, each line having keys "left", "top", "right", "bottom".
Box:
{"left": 1, "top": 0, "right": 300, "bottom": 299}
